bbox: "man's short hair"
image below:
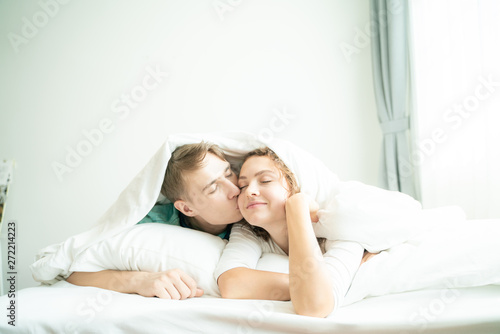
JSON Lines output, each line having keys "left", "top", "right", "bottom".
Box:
{"left": 161, "top": 142, "right": 227, "bottom": 202}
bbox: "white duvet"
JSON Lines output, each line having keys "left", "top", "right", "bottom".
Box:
{"left": 29, "top": 131, "right": 500, "bottom": 304}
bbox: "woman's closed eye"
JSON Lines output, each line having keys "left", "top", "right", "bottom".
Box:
{"left": 239, "top": 179, "right": 271, "bottom": 190}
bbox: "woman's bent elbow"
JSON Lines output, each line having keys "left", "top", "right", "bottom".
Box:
{"left": 217, "top": 271, "right": 242, "bottom": 299}
{"left": 218, "top": 282, "right": 236, "bottom": 299}
{"left": 294, "top": 299, "right": 335, "bottom": 318}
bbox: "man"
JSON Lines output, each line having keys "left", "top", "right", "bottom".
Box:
{"left": 66, "top": 142, "right": 243, "bottom": 300}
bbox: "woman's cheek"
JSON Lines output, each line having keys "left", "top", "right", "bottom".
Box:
{"left": 237, "top": 194, "right": 244, "bottom": 210}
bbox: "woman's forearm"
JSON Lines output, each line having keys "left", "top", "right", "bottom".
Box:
{"left": 218, "top": 267, "right": 290, "bottom": 300}
{"left": 286, "top": 194, "right": 334, "bottom": 317}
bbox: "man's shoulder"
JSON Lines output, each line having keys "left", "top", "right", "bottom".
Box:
{"left": 136, "top": 202, "right": 180, "bottom": 226}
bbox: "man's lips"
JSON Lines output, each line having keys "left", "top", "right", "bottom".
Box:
{"left": 246, "top": 202, "right": 267, "bottom": 209}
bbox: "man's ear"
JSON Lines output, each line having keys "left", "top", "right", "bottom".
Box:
{"left": 174, "top": 200, "right": 197, "bottom": 217}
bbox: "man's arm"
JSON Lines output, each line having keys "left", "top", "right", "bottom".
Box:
{"left": 66, "top": 269, "right": 204, "bottom": 299}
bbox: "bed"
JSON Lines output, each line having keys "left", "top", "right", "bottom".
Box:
{"left": 4, "top": 218, "right": 500, "bottom": 333}
{"left": 4, "top": 132, "right": 499, "bottom": 333}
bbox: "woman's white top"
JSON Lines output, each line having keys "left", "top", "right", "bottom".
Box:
{"left": 214, "top": 223, "right": 365, "bottom": 311}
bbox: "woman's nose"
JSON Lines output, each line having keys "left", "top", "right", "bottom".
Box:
{"left": 246, "top": 182, "right": 259, "bottom": 196}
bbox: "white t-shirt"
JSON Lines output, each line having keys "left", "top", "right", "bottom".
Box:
{"left": 215, "top": 223, "right": 365, "bottom": 310}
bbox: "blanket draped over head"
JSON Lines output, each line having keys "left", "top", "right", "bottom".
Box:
{"left": 30, "top": 132, "right": 465, "bottom": 284}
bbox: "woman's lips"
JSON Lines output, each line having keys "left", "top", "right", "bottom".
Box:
{"left": 246, "top": 202, "right": 267, "bottom": 209}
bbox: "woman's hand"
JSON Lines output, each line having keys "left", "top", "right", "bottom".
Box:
{"left": 286, "top": 193, "right": 319, "bottom": 223}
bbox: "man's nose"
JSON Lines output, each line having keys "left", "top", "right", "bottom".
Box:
{"left": 225, "top": 179, "right": 240, "bottom": 199}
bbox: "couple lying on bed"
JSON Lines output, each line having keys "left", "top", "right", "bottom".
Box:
{"left": 66, "top": 141, "right": 497, "bottom": 318}
{"left": 67, "top": 141, "right": 370, "bottom": 317}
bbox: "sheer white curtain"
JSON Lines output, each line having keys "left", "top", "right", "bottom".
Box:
{"left": 409, "top": 0, "right": 500, "bottom": 219}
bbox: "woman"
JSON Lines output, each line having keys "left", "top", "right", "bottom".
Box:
{"left": 216, "top": 147, "right": 500, "bottom": 318}
{"left": 215, "top": 147, "right": 369, "bottom": 317}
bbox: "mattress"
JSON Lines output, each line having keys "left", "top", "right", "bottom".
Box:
{"left": 1, "top": 281, "right": 499, "bottom": 333}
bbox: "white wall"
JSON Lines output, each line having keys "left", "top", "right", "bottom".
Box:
{"left": 0, "top": 0, "right": 381, "bottom": 290}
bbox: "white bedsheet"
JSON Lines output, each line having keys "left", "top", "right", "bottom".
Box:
{"left": 1, "top": 281, "right": 499, "bottom": 333}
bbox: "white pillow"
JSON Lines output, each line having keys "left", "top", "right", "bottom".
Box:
{"left": 69, "top": 223, "right": 227, "bottom": 297}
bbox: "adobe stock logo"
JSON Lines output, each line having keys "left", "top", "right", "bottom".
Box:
{"left": 256, "top": 106, "right": 295, "bottom": 145}
{"left": 394, "top": 74, "right": 500, "bottom": 181}
{"left": 51, "top": 65, "right": 168, "bottom": 182}
{"left": 339, "top": 1, "right": 403, "bottom": 64}
{"left": 7, "top": 0, "right": 72, "bottom": 53}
